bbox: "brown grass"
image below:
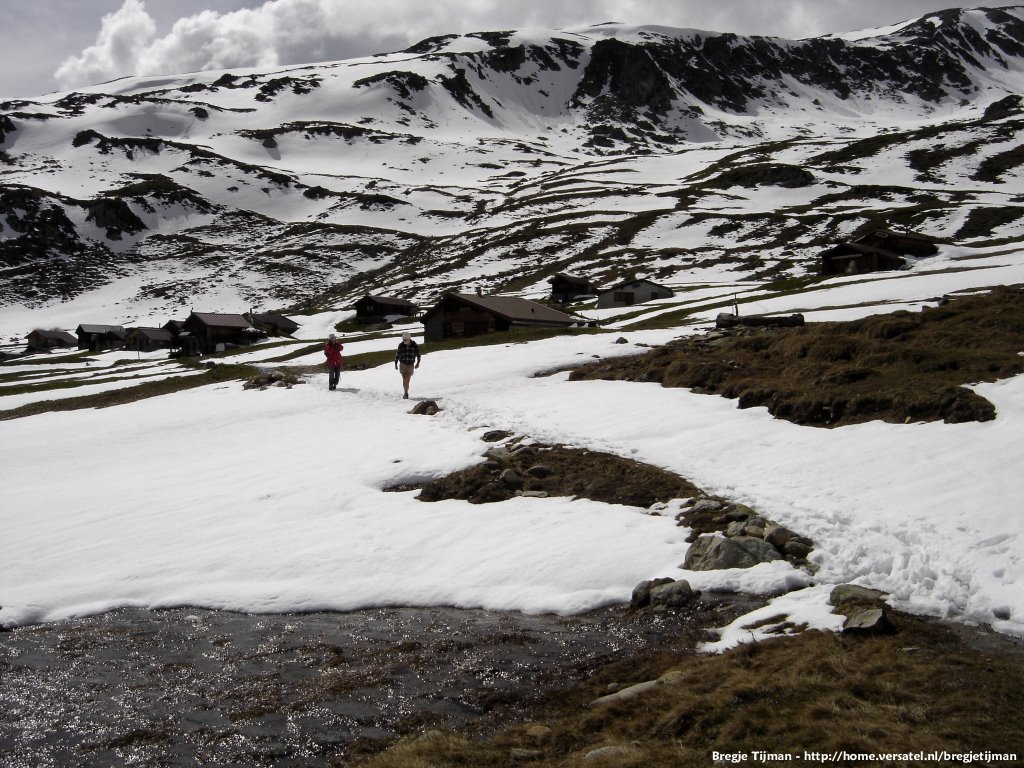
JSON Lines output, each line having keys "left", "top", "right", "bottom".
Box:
{"left": 569, "top": 285, "right": 1024, "bottom": 427}
{"left": 351, "top": 614, "right": 1024, "bottom": 767}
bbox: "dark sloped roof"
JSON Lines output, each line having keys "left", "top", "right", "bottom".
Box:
{"left": 247, "top": 313, "right": 300, "bottom": 331}
{"left": 824, "top": 242, "right": 904, "bottom": 260}
{"left": 27, "top": 329, "right": 78, "bottom": 344}
{"left": 431, "top": 293, "right": 578, "bottom": 325}
{"left": 361, "top": 295, "right": 418, "bottom": 308}
{"left": 127, "top": 327, "right": 174, "bottom": 341}
{"left": 77, "top": 324, "right": 126, "bottom": 337}
{"left": 188, "top": 312, "right": 257, "bottom": 330}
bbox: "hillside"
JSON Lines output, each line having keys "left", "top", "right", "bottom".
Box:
{"left": 4, "top": 5, "right": 1024, "bottom": 766}
{"left": 2, "top": 6, "right": 1024, "bottom": 338}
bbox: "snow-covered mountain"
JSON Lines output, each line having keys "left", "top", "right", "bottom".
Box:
{"left": 2, "top": 6, "right": 1024, "bottom": 335}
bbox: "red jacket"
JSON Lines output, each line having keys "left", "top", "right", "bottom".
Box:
{"left": 324, "top": 339, "right": 344, "bottom": 367}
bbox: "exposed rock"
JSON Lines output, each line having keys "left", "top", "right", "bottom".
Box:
{"left": 481, "top": 429, "right": 512, "bottom": 442}
{"left": 584, "top": 745, "right": 640, "bottom": 760}
{"left": 649, "top": 579, "right": 697, "bottom": 609}
{"left": 765, "top": 524, "right": 797, "bottom": 550}
{"left": 410, "top": 399, "right": 440, "bottom": 415}
{"left": 783, "top": 539, "right": 814, "bottom": 560}
{"left": 690, "top": 499, "right": 722, "bottom": 515}
{"left": 682, "top": 534, "right": 782, "bottom": 571}
{"left": 526, "top": 464, "right": 552, "bottom": 478}
{"left": 629, "top": 577, "right": 675, "bottom": 610}
{"left": 243, "top": 370, "right": 304, "bottom": 389}
{"left": 842, "top": 606, "right": 897, "bottom": 635}
{"left": 499, "top": 468, "right": 524, "bottom": 489}
{"left": 829, "top": 584, "right": 889, "bottom": 606}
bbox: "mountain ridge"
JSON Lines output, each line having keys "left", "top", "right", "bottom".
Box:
{"left": 1, "top": 6, "right": 1024, "bottom": 336}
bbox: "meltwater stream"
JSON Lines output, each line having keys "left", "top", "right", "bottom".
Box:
{"left": 0, "top": 602, "right": 746, "bottom": 767}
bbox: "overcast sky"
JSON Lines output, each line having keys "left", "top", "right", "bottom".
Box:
{"left": 0, "top": 1, "right": 1019, "bottom": 99}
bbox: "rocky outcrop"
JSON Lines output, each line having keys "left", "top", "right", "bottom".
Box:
{"left": 830, "top": 584, "right": 897, "bottom": 635}
{"left": 682, "top": 535, "right": 782, "bottom": 571}
{"left": 676, "top": 497, "right": 815, "bottom": 567}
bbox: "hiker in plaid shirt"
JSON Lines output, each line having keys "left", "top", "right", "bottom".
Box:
{"left": 395, "top": 332, "right": 421, "bottom": 399}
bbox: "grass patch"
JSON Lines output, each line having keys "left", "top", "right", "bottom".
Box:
{"left": 569, "top": 285, "right": 1024, "bottom": 427}
{"left": 0, "top": 363, "right": 258, "bottom": 420}
{"left": 352, "top": 613, "right": 1024, "bottom": 767}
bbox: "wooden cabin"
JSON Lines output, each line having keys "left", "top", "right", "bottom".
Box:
{"left": 421, "top": 293, "right": 579, "bottom": 343}
{"left": 124, "top": 327, "right": 175, "bottom": 353}
{"left": 820, "top": 228, "right": 941, "bottom": 275}
{"left": 25, "top": 329, "right": 77, "bottom": 353}
{"left": 596, "top": 279, "right": 674, "bottom": 309}
{"left": 76, "top": 324, "right": 126, "bottom": 352}
{"left": 175, "top": 312, "right": 265, "bottom": 355}
{"left": 244, "top": 311, "right": 299, "bottom": 336}
{"left": 354, "top": 295, "right": 419, "bottom": 323}
{"left": 549, "top": 273, "right": 599, "bottom": 303}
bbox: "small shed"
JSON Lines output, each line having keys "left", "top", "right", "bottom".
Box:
{"left": 26, "top": 329, "right": 77, "bottom": 353}
{"left": 354, "top": 295, "right": 419, "bottom": 323}
{"left": 421, "top": 293, "right": 579, "bottom": 343}
{"left": 596, "top": 279, "right": 674, "bottom": 309}
{"left": 549, "top": 273, "right": 599, "bottom": 303}
{"left": 244, "top": 311, "right": 299, "bottom": 336}
{"left": 76, "top": 324, "right": 127, "bottom": 352}
{"left": 125, "top": 326, "right": 175, "bottom": 353}
{"left": 178, "top": 312, "right": 265, "bottom": 355}
{"left": 820, "top": 228, "right": 941, "bottom": 275}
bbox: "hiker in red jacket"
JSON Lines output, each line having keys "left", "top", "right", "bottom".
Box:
{"left": 324, "top": 333, "right": 344, "bottom": 390}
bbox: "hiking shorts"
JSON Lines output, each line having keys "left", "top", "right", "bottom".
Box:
{"left": 399, "top": 363, "right": 416, "bottom": 376}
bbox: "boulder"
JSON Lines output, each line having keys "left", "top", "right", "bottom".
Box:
{"left": 682, "top": 534, "right": 782, "bottom": 571}
{"left": 765, "top": 524, "right": 796, "bottom": 549}
{"left": 584, "top": 745, "right": 641, "bottom": 761}
{"left": 526, "top": 464, "right": 552, "bottom": 479}
{"left": 829, "top": 584, "right": 888, "bottom": 607}
{"left": 842, "top": 606, "right": 897, "bottom": 635}
{"left": 629, "top": 577, "right": 675, "bottom": 609}
{"left": 411, "top": 399, "right": 440, "bottom": 415}
{"left": 481, "top": 430, "right": 512, "bottom": 442}
{"left": 499, "top": 468, "right": 524, "bottom": 489}
{"left": 484, "top": 446, "right": 511, "bottom": 461}
{"left": 649, "top": 579, "right": 696, "bottom": 608}
{"left": 689, "top": 499, "right": 723, "bottom": 515}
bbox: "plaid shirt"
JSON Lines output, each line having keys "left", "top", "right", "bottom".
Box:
{"left": 395, "top": 340, "right": 420, "bottom": 365}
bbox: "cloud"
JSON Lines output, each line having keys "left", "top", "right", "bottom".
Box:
{"left": 50, "top": 0, "right": 1021, "bottom": 91}
{"left": 54, "top": 0, "right": 157, "bottom": 89}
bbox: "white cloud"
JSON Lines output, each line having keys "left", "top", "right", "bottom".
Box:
{"left": 54, "top": 0, "right": 157, "bottom": 89}
{"left": 48, "top": 0, "right": 1024, "bottom": 92}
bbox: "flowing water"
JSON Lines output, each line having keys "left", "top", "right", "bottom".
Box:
{"left": 0, "top": 601, "right": 748, "bottom": 767}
